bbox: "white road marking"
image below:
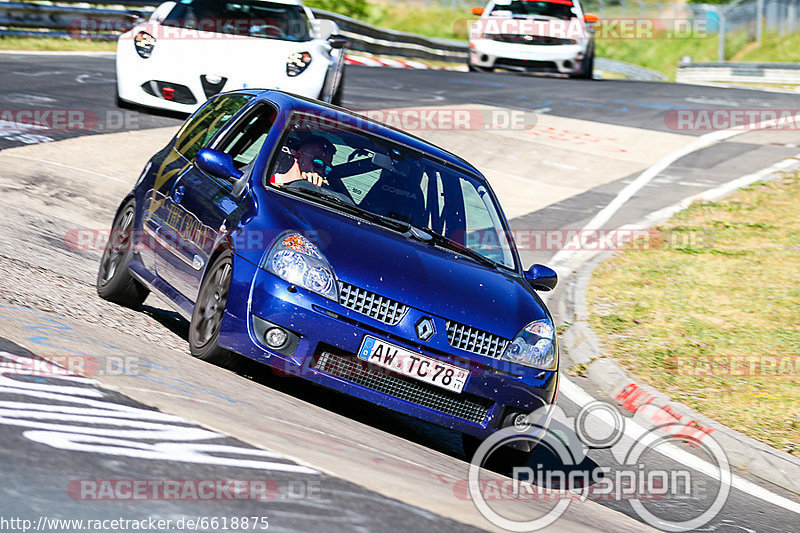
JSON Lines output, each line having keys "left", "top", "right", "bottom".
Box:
{"left": 549, "top": 113, "right": 800, "bottom": 269}
{"left": 559, "top": 378, "right": 800, "bottom": 514}
{"left": 12, "top": 71, "right": 65, "bottom": 77}
{"left": 620, "top": 155, "right": 800, "bottom": 229}
{"left": 0, "top": 153, "right": 127, "bottom": 183}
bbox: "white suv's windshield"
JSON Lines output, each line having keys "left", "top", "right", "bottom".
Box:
{"left": 164, "top": 0, "right": 312, "bottom": 41}
{"left": 491, "top": 0, "right": 576, "bottom": 20}
{"left": 267, "top": 114, "right": 518, "bottom": 270}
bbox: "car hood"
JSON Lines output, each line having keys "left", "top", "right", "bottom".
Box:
{"left": 268, "top": 192, "right": 547, "bottom": 338}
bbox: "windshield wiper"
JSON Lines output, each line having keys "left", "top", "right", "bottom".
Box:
{"left": 281, "top": 186, "right": 408, "bottom": 232}
{"left": 402, "top": 223, "right": 500, "bottom": 269}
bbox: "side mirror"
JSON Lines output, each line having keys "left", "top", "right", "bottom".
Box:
{"left": 584, "top": 13, "right": 599, "bottom": 23}
{"left": 471, "top": 6, "right": 485, "bottom": 15}
{"left": 524, "top": 264, "right": 558, "bottom": 291}
{"left": 196, "top": 148, "right": 243, "bottom": 182}
{"left": 328, "top": 34, "right": 349, "bottom": 49}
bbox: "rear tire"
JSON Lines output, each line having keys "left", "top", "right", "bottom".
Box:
{"left": 189, "top": 251, "right": 240, "bottom": 369}
{"left": 97, "top": 199, "right": 149, "bottom": 308}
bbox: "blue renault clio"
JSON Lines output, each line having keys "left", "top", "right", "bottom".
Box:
{"left": 97, "top": 90, "right": 559, "bottom": 456}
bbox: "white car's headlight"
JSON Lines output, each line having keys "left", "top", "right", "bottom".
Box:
{"left": 286, "top": 51, "right": 312, "bottom": 76}
{"left": 261, "top": 232, "right": 337, "bottom": 301}
{"left": 500, "top": 318, "right": 558, "bottom": 370}
{"left": 134, "top": 31, "right": 156, "bottom": 59}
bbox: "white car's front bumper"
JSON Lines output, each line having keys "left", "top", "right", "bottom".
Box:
{"left": 469, "top": 38, "right": 589, "bottom": 74}
{"left": 116, "top": 26, "right": 338, "bottom": 113}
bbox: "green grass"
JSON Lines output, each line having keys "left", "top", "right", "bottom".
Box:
{"left": 364, "top": 1, "right": 469, "bottom": 40}
{"left": 734, "top": 31, "right": 800, "bottom": 62}
{"left": 0, "top": 36, "right": 117, "bottom": 52}
{"left": 588, "top": 173, "right": 800, "bottom": 455}
{"left": 597, "top": 29, "right": 800, "bottom": 80}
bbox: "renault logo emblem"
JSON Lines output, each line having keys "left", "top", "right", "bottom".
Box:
{"left": 415, "top": 317, "right": 435, "bottom": 341}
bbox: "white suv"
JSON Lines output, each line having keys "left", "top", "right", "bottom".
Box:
{"left": 468, "top": 0, "right": 597, "bottom": 78}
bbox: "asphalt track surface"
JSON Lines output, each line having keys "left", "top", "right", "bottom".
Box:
{"left": 1, "top": 52, "right": 799, "bottom": 532}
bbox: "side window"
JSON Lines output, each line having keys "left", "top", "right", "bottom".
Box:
{"left": 216, "top": 104, "right": 278, "bottom": 170}
{"left": 174, "top": 94, "right": 253, "bottom": 161}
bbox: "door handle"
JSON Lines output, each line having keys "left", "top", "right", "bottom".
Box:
{"left": 172, "top": 185, "right": 185, "bottom": 203}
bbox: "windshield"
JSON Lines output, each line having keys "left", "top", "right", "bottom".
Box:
{"left": 163, "top": 0, "right": 312, "bottom": 41}
{"left": 266, "top": 113, "right": 518, "bottom": 270}
{"left": 490, "top": 0, "right": 577, "bottom": 20}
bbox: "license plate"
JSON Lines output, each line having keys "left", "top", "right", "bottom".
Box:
{"left": 357, "top": 336, "right": 470, "bottom": 393}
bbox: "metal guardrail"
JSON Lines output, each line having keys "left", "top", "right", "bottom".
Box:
{"left": 0, "top": 1, "right": 469, "bottom": 60}
{"left": 676, "top": 62, "right": 800, "bottom": 84}
{"left": 0, "top": 0, "right": 671, "bottom": 80}
{"left": 595, "top": 58, "right": 666, "bottom": 82}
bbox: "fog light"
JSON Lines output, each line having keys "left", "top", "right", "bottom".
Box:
{"left": 264, "top": 327, "right": 289, "bottom": 348}
{"left": 503, "top": 411, "right": 532, "bottom": 432}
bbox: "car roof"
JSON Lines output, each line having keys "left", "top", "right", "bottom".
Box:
{"left": 235, "top": 89, "right": 487, "bottom": 181}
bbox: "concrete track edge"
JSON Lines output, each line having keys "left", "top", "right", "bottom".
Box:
{"left": 551, "top": 156, "right": 800, "bottom": 496}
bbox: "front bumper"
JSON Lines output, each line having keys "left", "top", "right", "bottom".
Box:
{"left": 115, "top": 34, "right": 331, "bottom": 112}
{"left": 219, "top": 255, "right": 558, "bottom": 438}
{"left": 470, "top": 39, "right": 587, "bottom": 74}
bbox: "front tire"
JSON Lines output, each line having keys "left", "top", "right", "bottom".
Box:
{"left": 189, "top": 251, "right": 239, "bottom": 369}
{"left": 572, "top": 50, "right": 594, "bottom": 79}
{"left": 468, "top": 61, "right": 493, "bottom": 73}
{"left": 462, "top": 433, "right": 534, "bottom": 470}
{"left": 97, "top": 199, "right": 149, "bottom": 308}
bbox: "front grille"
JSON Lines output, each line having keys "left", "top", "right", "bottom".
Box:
{"left": 314, "top": 352, "right": 492, "bottom": 424}
{"left": 489, "top": 34, "right": 576, "bottom": 45}
{"left": 494, "top": 58, "right": 559, "bottom": 72}
{"left": 446, "top": 320, "right": 509, "bottom": 359}
{"left": 338, "top": 281, "right": 408, "bottom": 325}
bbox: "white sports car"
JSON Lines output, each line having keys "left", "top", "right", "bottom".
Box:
{"left": 116, "top": 0, "right": 347, "bottom": 113}
{"left": 468, "top": 0, "right": 597, "bottom": 78}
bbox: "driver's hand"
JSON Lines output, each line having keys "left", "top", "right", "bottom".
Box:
{"left": 300, "top": 171, "right": 329, "bottom": 187}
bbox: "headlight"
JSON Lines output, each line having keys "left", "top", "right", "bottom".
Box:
{"left": 500, "top": 318, "right": 558, "bottom": 370}
{"left": 134, "top": 31, "right": 156, "bottom": 59}
{"left": 261, "top": 232, "right": 338, "bottom": 301}
{"left": 286, "top": 51, "right": 312, "bottom": 76}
